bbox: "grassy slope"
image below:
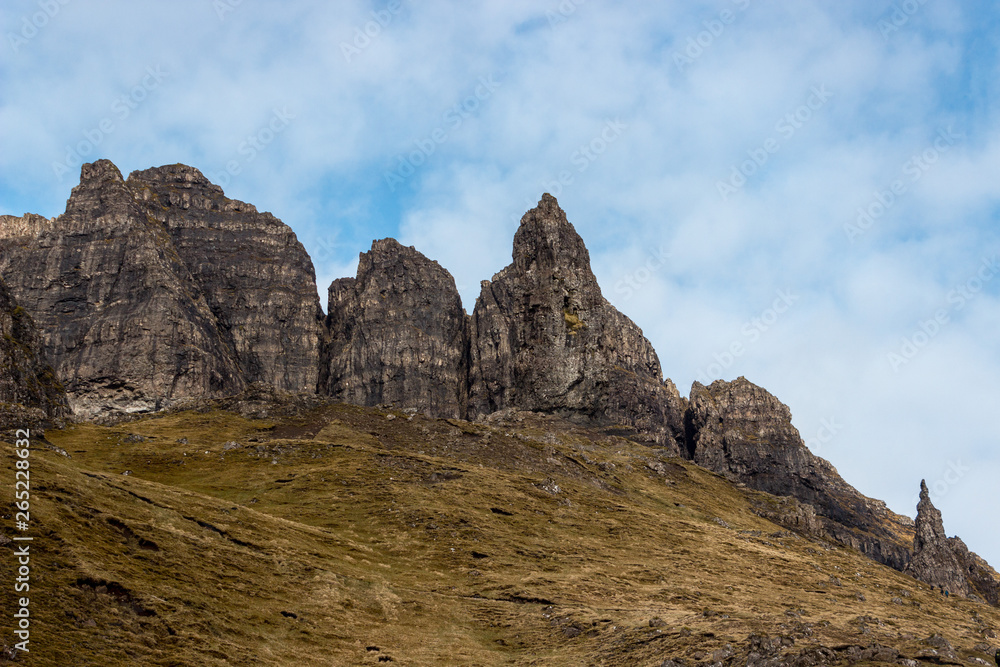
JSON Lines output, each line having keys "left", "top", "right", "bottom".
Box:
{"left": 1, "top": 402, "right": 998, "bottom": 666}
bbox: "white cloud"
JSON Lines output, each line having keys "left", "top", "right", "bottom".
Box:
{"left": 1, "top": 0, "right": 998, "bottom": 567}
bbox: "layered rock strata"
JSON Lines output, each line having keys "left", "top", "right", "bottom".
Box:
{"left": 322, "top": 238, "right": 468, "bottom": 418}
{"left": 468, "top": 194, "right": 686, "bottom": 451}
{"left": 0, "top": 160, "right": 321, "bottom": 418}
{"left": 0, "top": 275, "right": 67, "bottom": 420}
{"left": 4, "top": 169, "right": 997, "bottom": 600}
{"left": 127, "top": 164, "right": 324, "bottom": 393}
{"left": 685, "top": 377, "right": 914, "bottom": 570}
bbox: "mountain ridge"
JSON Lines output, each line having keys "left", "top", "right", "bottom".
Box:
{"left": 1, "top": 159, "right": 996, "bottom": 613}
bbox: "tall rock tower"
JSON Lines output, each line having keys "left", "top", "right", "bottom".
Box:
{"left": 322, "top": 238, "right": 469, "bottom": 418}
{"left": 905, "top": 480, "right": 999, "bottom": 603}
{"left": 468, "top": 194, "right": 685, "bottom": 451}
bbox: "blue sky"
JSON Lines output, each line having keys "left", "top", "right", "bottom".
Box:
{"left": 2, "top": 0, "right": 999, "bottom": 568}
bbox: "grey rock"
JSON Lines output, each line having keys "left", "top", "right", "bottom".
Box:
{"left": 916, "top": 634, "right": 961, "bottom": 664}
{"left": 0, "top": 160, "right": 246, "bottom": 418}
{"left": 468, "top": 194, "right": 685, "bottom": 450}
{"left": 904, "top": 481, "right": 970, "bottom": 596}
{"left": 127, "top": 164, "right": 323, "bottom": 394}
{"left": 684, "top": 377, "right": 913, "bottom": 571}
{"left": 1, "top": 160, "right": 323, "bottom": 419}
{"left": 321, "top": 238, "right": 468, "bottom": 418}
{"left": 0, "top": 274, "right": 68, "bottom": 420}
{"left": 905, "top": 480, "right": 1000, "bottom": 604}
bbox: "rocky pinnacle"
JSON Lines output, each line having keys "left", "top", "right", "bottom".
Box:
{"left": 0, "top": 160, "right": 321, "bottom": 418}
{"left": 905, "top": 479, "right": 999, "bottom": 603}
{"left": 468, "top": 194, "right": 686, "bottom": 450}
{"left": 322, "top": 238, "right": 469, "bottom": 418}
{"left": 2, "top": 168, "right": 998, "bottom": 604}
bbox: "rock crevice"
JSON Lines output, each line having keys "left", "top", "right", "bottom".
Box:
{"left": 0, "top": 275, "right": 68, "bottom": 423}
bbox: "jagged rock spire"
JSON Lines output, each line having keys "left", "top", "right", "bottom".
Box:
{"left": 914, "top": 480, "right": 947, "bottom": 550}
{"left": 468, "top": 194, "right": 685, "bottom": 450}
{"left": 905, "top": 479, "right": 972, "bottom": 597}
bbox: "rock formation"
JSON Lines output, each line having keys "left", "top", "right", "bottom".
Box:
{"left": 0, "top": 275, "right": 67, "bottom": 421}
{"left": 468, "top": 194, "right": 686, "bottom": 451}
{"left": 321, "top": 238, "right": 468, "bottom": 418}
{"left": 4, "top": 170, "right": 997, "bottom": 599}
{"left": 906, "top": 480, "right": 1000, "bottom": 604}
{"left": 685, "top": 377, "right": 914, "bottom": 570}
{"left": 0, "top": 160, "right": 322, "bottom": 418}
{"left": 127, "top": 164, "right": 324, "bottom": 394}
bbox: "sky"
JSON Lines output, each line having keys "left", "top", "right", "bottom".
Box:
{"left": 2, "top": 1, "right": 998, "bottom": 568}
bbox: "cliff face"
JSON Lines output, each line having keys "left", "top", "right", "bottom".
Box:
{"left": 0, "top": 161, "right": 245, "bottom": 418}
{"left": 127, "top": 164, "right": 323, "bottom": 394}
{"left": 4, "top": 173, "right": 996, "bottom": 599}
{"left": 0, "top": 160, "right": 321, "bottom": 418}
{"left": 0, "top": 275, "right": 67, "bottom": 420}
{"left": 321, "top": 238, "right": 468, "bottom": 418}
{"left": 685, "top": 377, "right": 914, "bottom": 570}
{"left": 468, "top": 194, "right": 686, "bottom": 451}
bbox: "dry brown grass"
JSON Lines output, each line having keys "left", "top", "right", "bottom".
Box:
{"left": 0, "top": 402, "right": 997, "bottom": 665}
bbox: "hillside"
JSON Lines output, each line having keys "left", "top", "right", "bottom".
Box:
{"left": 2, "top": 393, "right": 998, "bottom": 665}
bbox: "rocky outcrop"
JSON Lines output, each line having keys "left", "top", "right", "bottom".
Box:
{"left": 5, "top": 171, "right": 997, "bottom": 596}
{"left": 905, "top": 480, "right": 1000, "bottom": 604}
{"left": 0, "top": 161, "right": 245, "bottom": 418}
{"left": 127, "top": 164, "right": 323, "bottom": 394}
{"left": 0, "top": 275, "right": 67, "bottom": 421}
{"left": 685, "top": 377, "right": 914, "bottom": 570}
{"left": 321, "top": 238, "right": 468, "bottom": 418}
{"left": 468, "top": 194, "right": 685, "bottom": 451}
{"left": 0, "top": 159, "right": 322, "bottom": 418}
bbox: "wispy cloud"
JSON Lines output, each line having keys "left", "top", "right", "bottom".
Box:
{"left": 1, "top": 0, "right": 998, "bottom": 566}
